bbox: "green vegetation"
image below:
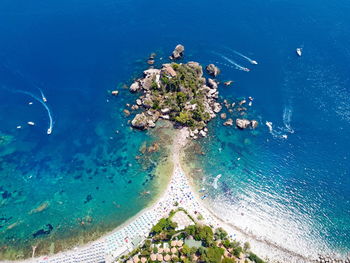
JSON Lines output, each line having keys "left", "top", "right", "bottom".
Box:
{"left": 120, "top": 209, "right": 265, "bottom": 263}
{"left": 150, "top": 217, "right": 177, "bottom": 241}
{"left": 248, "top": 252, "right": 265, "bottom": 263}
{"left": 150, "top": 63, "right": 211, "bottom": 129}
{"left": 203, "top": 246, "right": 225, "bottom": 263}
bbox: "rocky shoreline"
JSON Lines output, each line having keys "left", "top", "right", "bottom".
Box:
{"left": 117, "top": 45, "right": 259, "bottom": 139}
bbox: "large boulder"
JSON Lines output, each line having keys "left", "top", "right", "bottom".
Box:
{"left": 131, "top": 113, "right": 148, "bottom": 129}
{"left": 143, "top": 68, "right": 161, "bottom": 76}
{"left": 171, "top": 44, "right": 185, "bottom": 60}
{"left": 207, "top": 78, "right": 218, "bottom": 89}
{"left": 224, "top": 118, "right": 233, "bottom": 126}
{"left": 140, "top": 76, "right": 153, "bottom": 90}
{"left": 142, "top": 97, "right": 153, "bottom": 108}
{"left": 236, "top": 119, "right": 251, "bottom": 129}
{"left": 212, "top": 102, "right": 222, "bottom": 113}
{"left": 130, "top": 81, "right": 140, "bottom": 92}
{"left": 206, "top": 64, "right": 220, "bottom": 77}
{"left": 251, "top": 120, "right": 259, "bottom": 129}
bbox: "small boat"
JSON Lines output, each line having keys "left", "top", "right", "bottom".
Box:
{"left": 243, "top": 68, "right": 250, "bottom": 72}
{"left": 199, "top": 188, "right": 206, "bottom": 193}
{"left": 27, "top": 122, "right": 35, "bottom": 126}
{"left": 251, "top": 60, "right": 258, "bottom": 65}
{"left": 296, "top": 48, "right": 302, "bottom": 57}
{"left": 29, "top": 102, "right": 33, "bottom": 105}
{"left": 43, "top": 97, "right": 47, "bottom": 103}
{"left": 201, "top": 194, "right": 208, "bottom": 200}
{"left": 16, "top": 125, "right": 22, "bottom": 129}
{"left": 47, "top": 128, "right": 52, "bottom": 135}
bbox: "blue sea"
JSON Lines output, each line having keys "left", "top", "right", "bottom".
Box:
{"left": 0, "top": 0, "right": 349, "bottom": 260}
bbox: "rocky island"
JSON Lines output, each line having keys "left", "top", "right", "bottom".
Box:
{"left": 126, "top": 45, "right": 258, "bottom": 139}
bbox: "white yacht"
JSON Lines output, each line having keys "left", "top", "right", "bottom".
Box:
{"left": 47, "top": 127, "right": 52, "bottom": 135}
{"left": 251, "top": 60, "right": 258, "bottom": 65}
{"left": 27, "top": 121, "right": 35, "bottom": 126}
{"left": 296, "top": 48, "right": 302, "bottom": 56}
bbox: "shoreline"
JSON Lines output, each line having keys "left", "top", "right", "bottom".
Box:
{"left": 8, "top": 128, "right": 315, "bottom": 263}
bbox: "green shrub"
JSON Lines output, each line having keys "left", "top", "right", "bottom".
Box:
{"left": 203, "top": 246, "right": 224, "bottom": 263}
{"left": 222, "top": 258, "right": 236, "bottom": 263}
{"left": 248, "top": 252, "right": 265, "bottom": 263}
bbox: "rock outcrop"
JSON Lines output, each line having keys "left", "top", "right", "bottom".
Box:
{"left": 251, "top": 120, "right": 259, "bottom": 129}
{"left": 206, "top": 64, "right": 220, "bottom": 77}
{"left": 125, "top": 46, "right": 259, "bottom": 139}
{"left": 236, "top": 119, "right": 251, "bottom": 129}
{"left": 170, "top": 44, "right": 185, "bottom": 60}
{"left": 130, "top": 81, "right": 141, "bottom": 92}
{"left": 235, "top": 119, "right": 259, "bottom": 129}
{"left": 207, "top": 78, "right": 218, "bottom": 89}
{"left": 131, "top": 113, "right": 148, "bottom": 129}
{"left": 224, "top": 118, "right": 233, "bottom": 126}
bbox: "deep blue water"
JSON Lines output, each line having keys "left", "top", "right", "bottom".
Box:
{"left": 0, "top": 0, "right": 349, "bottom": 259}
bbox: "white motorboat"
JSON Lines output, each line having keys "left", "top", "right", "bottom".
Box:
{"left": 27, "top": 122, "right": 35, "bottom": 126}
{"left": 251, "top": 60, "right": 258, "bottom": 65}
{"left": 47, "top": 127, "right": 52, "bottom": 135}
{"left": 296, "top": 48, "right": 302, "bottom": 56}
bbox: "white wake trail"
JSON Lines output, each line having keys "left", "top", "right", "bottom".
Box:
{"left": 2, "top": 86, "right": 53, "bottom": 135}
{"left": 232, "top": 50, "right": 258, "bottom": 65}
{"left": 213, "top": 52, "right": 250, "bottom": 72}
{"left": 266, "top": 105, "right": 295, "bottom": 139}
{"left": 283, "top": 106, "right": 294, "bottom": 134}
{"left": 38, "top": 88, "right": 48, "bottom": 103}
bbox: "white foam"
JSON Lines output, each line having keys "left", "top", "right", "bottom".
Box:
{"left": 2, "top": 86, "right": 53, "bottom": 135}
{"left": 212, "top": 52, "right": 250, "bottom": 72}
{"left": 212, "top": 174, "right": 222, "bottom": 189}
{"left": 231, "top": 49, "right": 258, "bottom": 65}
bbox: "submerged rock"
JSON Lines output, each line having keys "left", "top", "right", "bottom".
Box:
{"left": 123, "top": 109, "right": 131, "bottom": 116}
{"left": 111, "top": 90, "right": 119, "bottom": 96}
{"left": 224, "top": 118, "right": 233, "bottom": 126}
{"left": 29, "top": 201, "right": 50, "bottom": 214}
{"left": 33, "top": 224, "right": 53, "bottom": 238}
{"left": 224, "top": 80, "right": 233, "bottom": 86}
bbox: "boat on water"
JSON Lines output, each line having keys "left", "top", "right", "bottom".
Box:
{"left": 250, "top": 60, "right": 258, "bottom": 65}
{"left": 47, "top": 127, "right": 52, "bottom": 135}
{"left": 296, "top": 48, "right": 302, "bottom": 56}
{"left": 243, "top": 68, "right": 250, "bottom": 72}
{"left": 201, "top": 194, "right": 208, "bottom": 200}
{"left": 27, "top": 122, "right": 35, "bottom": 126}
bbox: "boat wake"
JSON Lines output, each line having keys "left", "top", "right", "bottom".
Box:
{"left": 231, "top": 49, "right": 258, "bottom": 65}
{"left": 212, "top": 52, "right": 250, "bottom": 72}
{"left": 266, "top": 105, "right": 294, "bottom": 139}
{"left": 38, "top": 88, "right": 48, "bottom": 103}
{"left": 1, "top": 86, "right": 53, "bottom": 135}
{"left": 282, "top": 106, "right": 294, "bottom": 134}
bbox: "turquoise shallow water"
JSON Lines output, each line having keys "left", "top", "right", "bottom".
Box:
{"left": 0, "top": 0, "right": 349, "bottom": 260}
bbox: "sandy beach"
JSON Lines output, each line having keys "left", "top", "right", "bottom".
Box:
{"left": 8, "top": 128, "right": 312, "bottom": 263}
